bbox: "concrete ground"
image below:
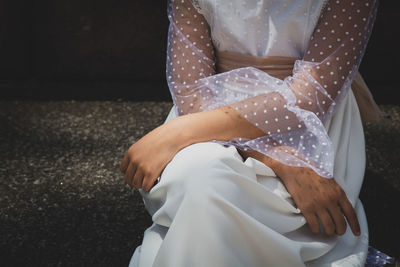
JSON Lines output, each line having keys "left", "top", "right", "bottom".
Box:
{"left": 0, "top": 101, "right": 399, "bottom": 266}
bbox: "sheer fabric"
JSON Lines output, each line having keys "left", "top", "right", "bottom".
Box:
{"left": 166, "top": 0, "right": 378, "bottom": 178}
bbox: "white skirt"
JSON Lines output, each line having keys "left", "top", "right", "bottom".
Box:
{"left": 129, "top": 89, "right": 369, "bottom": 267}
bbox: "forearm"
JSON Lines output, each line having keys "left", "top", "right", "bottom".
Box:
{"left": 166, "top": 103, "right": 308, "bottom": 173}
{"left": 166, "top": 105, "right": 265, "bottom": 148}
{"left": 164, "top": 101, "right": 335, "bottom": 182}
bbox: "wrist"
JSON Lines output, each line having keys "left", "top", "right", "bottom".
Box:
{"left": 262, "top": 155, "right": 293, "bottom": 182}
{"left": 165, "top": 115, "right": 199, "bottom": 149}
{"left": 264, "top": 157, "right": 285, "bottom": 177}
{"left": 166, "top": 110, "right": 228, "bottom": 147}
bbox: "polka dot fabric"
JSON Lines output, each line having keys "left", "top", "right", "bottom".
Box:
{"left": 166, "top": 0, "right": 378, "bottom": 178}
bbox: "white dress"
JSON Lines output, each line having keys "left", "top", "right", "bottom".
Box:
{"left": 129, "top": 0, "right": 371, "bottom": 266}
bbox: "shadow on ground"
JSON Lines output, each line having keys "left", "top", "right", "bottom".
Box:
{"left": 0, "top": 101, "right": 399, "bottom": 266}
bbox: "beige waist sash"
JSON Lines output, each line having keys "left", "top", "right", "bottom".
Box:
{"left": 216, "top": 50, "right": 382, "bottom": 124}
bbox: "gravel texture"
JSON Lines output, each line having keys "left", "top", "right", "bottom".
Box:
{"left": 0, "top": 101, "right": 399, "bottom": 266}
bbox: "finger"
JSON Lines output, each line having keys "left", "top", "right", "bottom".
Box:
{"left": 340, "top": 198, "right": 360, "bottom": 236}
{"left": 142, "top": 174, "right": 157, "bottom": 192}
{"left": 302, "top": 211, "right": 320, "bottom": 234}
{"left": 327, "top": 204, "right": 347, "bottom": 235}
{"left": 144, "top": 169, "right": 162, "bottom": 192}
{"left": 132, "top": 168, "right": 145, "bottom": 189}
{"left": 124, "top": 163, "right": 136, "bottom": 185}
{"left": 120, "top": 153, "right": 130, "bottom": 173}
{"left": 317, "top": 209, "right": 335, "bottom": 236}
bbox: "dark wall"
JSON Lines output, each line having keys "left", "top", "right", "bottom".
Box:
{"left": 0, "top": 0, "right": 31, "bottom": 80}
{"left": 358, "top": 0, "right": 399, "bottom": 104}
{"left": 0, "top": 0, "right": 398, "bottom": 102}
{"left": 0, "top": 0, "right": 170, "bottom": 100}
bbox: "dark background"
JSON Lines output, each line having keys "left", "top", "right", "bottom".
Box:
{"left": 0, "top": 0, "right": 398, "bottom": 103}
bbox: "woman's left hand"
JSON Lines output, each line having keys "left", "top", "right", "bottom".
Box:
{"left": 120, "top": 117, "right": 190, "bottom": 192}
{"left": 238, "top": 149, "right": 360, "bottom": 237}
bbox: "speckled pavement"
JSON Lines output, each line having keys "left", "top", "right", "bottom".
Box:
{"left": 0, "top": 101, "right": 399, "bottom": 266}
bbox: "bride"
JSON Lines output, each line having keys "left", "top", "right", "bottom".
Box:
{"left": 120, "top": 0, "right": 387, "bottom": 266}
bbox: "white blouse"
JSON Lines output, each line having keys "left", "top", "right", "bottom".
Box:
{"left": 195, "top": 0, "right": 327, "bottom": 58}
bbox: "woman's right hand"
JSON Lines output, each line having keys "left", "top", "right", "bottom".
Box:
{"left": 120, "top": 116, "right": 194, "bottom": 192}
{"left": 238, "top": 149, "right": 360, "bottom": 237}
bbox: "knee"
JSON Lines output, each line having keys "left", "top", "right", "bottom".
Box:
{"left": 155, "top": 142, "right": 245, "bottom": 202}
{"left": 146, "top": 142, "right": 249, "bottom": 227}
{"left": 161, "top": 142, "right": 230, "bottom": 184}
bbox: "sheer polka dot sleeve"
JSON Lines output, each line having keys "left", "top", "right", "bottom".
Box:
{"left": 289, "top": 0, "right": 378, "bottom": 122}
{"left": 167, "top": 0, "right": 216, "bottom": 114}
{"left": 166, "top": 0, "right": 378, "bottom": 178}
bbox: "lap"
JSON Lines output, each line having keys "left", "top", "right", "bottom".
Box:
{"left": 153, "top": 141, "right": 282, "bottom": 197}
{"left": 140, "top": 141, "right": 304, "bottom": 231}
